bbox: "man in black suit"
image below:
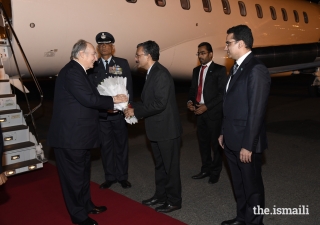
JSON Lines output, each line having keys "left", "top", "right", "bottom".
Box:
{"left": 124, "top": 40, "right": 182, "bottom": 213}
{"left": 47, "top": 39, "right": 127, "bottom": 225}
{"left": 218, "top": 25, "right": 271, "bottom": 225}
{"left": 88, "top": 32, "right": 133, "bottom": 189}
{"left": 0, "top": 123, "right": 8, "bottom": 185}
{"left": 187, "top": 42, "right": 227, "bottom": 184}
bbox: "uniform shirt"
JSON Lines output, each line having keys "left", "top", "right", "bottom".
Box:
{"left": 102, "top": 56, "right": 112, "bottom": 69}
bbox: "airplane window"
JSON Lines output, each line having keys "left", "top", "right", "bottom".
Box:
{"left": 155, "top": 0, "right": 166, "bottom": 7}
{"left": 238, "top": 1, "right": 247, "bottom": 16}
{"left": 303, "top": 11, "right": 308, "bottom": 23}
{"left": 221, "top": 0, "right": 231, "bottom": 15}
{"left": 126, "top": 0, "right": 137, "bottom": 3}
{"left": 180, "top": 0, "right": 190, "bottom": 10}
{"left": 270, "top": 6, "right": 277, "bottom": 20}
{"left": 293, "top": 10, "right": 299, "bottom": 23}
{"left": 281, "top": 8, "right": 288, "bottom": 21}
{"left": 202, "top": 0, "right": 212, "bottom": 12}
{"left": 255, "top": 4, "right": 263, "bottom": 18}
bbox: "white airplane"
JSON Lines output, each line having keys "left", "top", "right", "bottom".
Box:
{"left": 0, "top": 0, "right": 319, "bottom": 80}
{"left": 0, "top": 0, "right": 319, "bottom": 175}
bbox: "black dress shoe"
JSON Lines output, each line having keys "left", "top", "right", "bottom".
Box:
{"left": 155, "top": 202, "right": 181, "bottom": 213}
{"left": 88, "top": 206, "right": 107, "bottom": 214}
{"left": 142, "top": 197, "right": 166, "bottom": 206}
{"left": 221, "top": 218, "right": 245, "bottom": 225}
{"left": 208, "top": 175, "right": 219, "bottom": 184}
{"left": 118, "top": 180, "right": 132, "bottom": 188}
{"left": 192, "top": 171, "right": 210, "bottom": 179}
{"left": 99, "top": 180, "right": 117, "bottom": 189}
{"left": 78, "top": 217, "right": 98, "bottom": 225}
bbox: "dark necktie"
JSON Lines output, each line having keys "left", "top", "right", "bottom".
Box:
{"left": 196, "top": 65, "right": 207, "bottom": 103}
{"left": 233, "top": 63, "right": 239, "bottom": 75}
{"left": 229, "top": 63, "right": 239, "bottom": 83}
{"left": 227, "top": 63, "right": 238, "bottom": 92}
{"left": 105, "top": 60, "right": 109, "bottom": 70}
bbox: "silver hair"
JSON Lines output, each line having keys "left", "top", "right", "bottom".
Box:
{"left": 70, "top": 39, "right": 88, "bottom": 60}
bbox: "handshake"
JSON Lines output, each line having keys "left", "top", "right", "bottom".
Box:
{"left": 111, "top": 95, "right": 136, "bottom": 124}
{"left": 113, "top": 94, "right": 128, "bottom": 104}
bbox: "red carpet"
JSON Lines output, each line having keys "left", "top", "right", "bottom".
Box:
{"left": 0, "top": 163, "right": 186, "bottom": 225}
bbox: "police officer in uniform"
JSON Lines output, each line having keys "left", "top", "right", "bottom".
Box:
{"left": 88, "top": 32, "right": 133, "bottom": 189}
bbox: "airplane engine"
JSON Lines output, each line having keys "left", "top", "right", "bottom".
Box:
{"left": 252, "top": 42, "right": 320, "bottom": 69}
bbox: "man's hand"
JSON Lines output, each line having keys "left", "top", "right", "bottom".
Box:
{"left": 0, "top": 172, "right": 7, "bottom": 185}
{"left": 113, "top": 94, "right": 128, "bottom": 103}
{"left": 194, "top": 104, "right": 207, "bottom": 115}
{"left": 240, "top": 148, "right": 252, "bottom": 163}
{"left": 124, "top": 108, "right": 134, "bottom": 118}
{"left": 187, "top": 101, "right": 195, "bottom": 112}
{"left": 218, "top": 135, "right": 224, "bottom": 149}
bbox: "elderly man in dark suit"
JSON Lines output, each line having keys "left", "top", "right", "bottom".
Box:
{"left": 88, "top": 32, "right": 133, "bottom": 189}
{"left": 218, "top": 25, "right": 271, "bottom": 225}
{"left": 47, "top": 39, "right": 127, "bottom": 225}
{"left": 187, "top": 42, "right": 227, "bottom": 184}
{"left": 124, "top": 40, "right": 182, "bottom": 213}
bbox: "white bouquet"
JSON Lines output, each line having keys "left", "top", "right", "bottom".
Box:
{"left": 97, "top": 76, "right": 138, "bottom": 124}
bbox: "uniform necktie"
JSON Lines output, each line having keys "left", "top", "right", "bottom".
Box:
{"left": 105, "top": 60, "right": 109, "bottom": 70}
{"left": 196, "top": 65, "right": 207, "bottom": 103}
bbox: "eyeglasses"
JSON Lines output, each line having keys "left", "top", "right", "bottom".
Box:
{"left": 135, "top": 53, "right": 146, "bottom": 58}
{"left": 225, "top": 40, "right": 238, "bottom": 47}
{"left": 196, "top": 51, "right": 208, "bottom": 56}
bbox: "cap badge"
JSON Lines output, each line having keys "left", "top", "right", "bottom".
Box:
{"left": 101, "top": 33, "right": 106, "bottom": 39}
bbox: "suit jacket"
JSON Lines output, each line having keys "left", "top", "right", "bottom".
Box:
{"left": 188, "top": 62, "right": 227, "bottom": 120}
{"left": 131, "top": 61, "right": 182, "bottom": 142}
{"left": 47, "top": 60, "right": 114, "bottom": 149}
{"left": 88, "top": 57, "right": 133, "bottom": 120}
{"left": 222, "top": 53, "right": 271, "bottom": 153}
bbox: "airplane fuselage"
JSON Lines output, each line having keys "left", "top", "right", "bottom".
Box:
{"left": 1, "top": 0, "right": 320, "bottom": 79}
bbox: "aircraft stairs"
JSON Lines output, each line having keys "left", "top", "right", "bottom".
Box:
{"left": 1, "top": 72, "right": 46, "bottom": 176}
{"left": 0, "top": 2, "right": 47, "bottom": 176}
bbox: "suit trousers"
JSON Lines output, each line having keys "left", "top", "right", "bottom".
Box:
{"left": 151, "top": 137, "right": 182, "bottom": 206}
{"left": 54, "top": 148, "right": 95, "bottom": 223}
{"left": 197, "top": 113, "right": 222, "bottom": 177}
{"left": 100, "top": 115, "right": 129, "bottom": 181}
{"left": 224, "top": 146, "right": 265, "bottom": 225}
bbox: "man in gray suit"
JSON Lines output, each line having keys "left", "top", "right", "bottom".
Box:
{"left": 124, "top": 40, "right": 182, "bottom": 213}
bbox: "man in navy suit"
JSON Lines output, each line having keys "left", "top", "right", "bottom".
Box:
{"left": 88, "top": 32, "right": 133, "bottom": 189}
{"left": 218, "top": 25, "right": 271, "bottom": 225}
{"left": 47, "top": 39, "right": 127, "bottom": 225}
{"left": 187, "top": 42, "right": 227, "bottom": 184}
{"left": 124, "top": 41, "right": 182, "bottom": 213}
